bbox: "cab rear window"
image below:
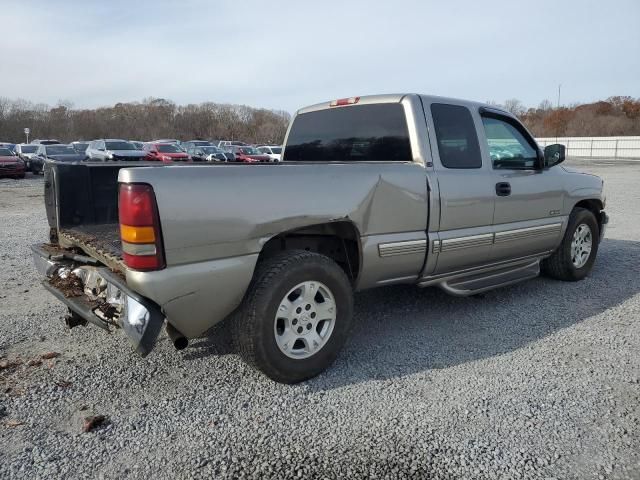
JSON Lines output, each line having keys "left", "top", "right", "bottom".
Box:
{"left": 283, "top": 104, "right": 411, "bottom": 162}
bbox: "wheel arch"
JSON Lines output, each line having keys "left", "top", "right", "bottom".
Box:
{"left": 573, "top": 198, "right": 605, "bottom": 234}
{"left": 257, "top": 221, "right": 362, "bottom": 285}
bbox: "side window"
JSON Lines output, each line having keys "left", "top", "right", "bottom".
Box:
{"left": 431, "top": 103, "right": 482, "bottom": 169}
{"left": 481, "top": 116, "right": 538, "bottom": 169}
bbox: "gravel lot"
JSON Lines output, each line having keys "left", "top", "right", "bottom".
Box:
{"left": 1, "top": 159, "right": 639, "bottom": 479}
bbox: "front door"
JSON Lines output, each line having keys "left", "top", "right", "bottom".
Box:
{"left": 479, "top": 113, "right": 564, "bottom": 262}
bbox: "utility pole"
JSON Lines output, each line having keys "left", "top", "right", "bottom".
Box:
{"left": 557, "top": 84, "right": 561, "bottom": 109}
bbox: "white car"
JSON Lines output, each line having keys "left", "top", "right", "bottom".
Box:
{"left": 257, "top": 145, "right": 282, "bottom": 162}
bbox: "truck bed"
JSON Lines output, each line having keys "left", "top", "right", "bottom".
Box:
{"left": 59, "top": 224, "right": 124, "bottom": 271}
{"left": 45, "top": 161, "right": 160, "bottom": 272}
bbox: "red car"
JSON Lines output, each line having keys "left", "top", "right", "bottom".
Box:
{"left": 227, "top": 146, "right": 271, "bottom": 163}
{"left": 143, "top": 143, "right": 191, "bottom": 163}
{"left": 0, "top": 147, "right": 26, "bottom": 178}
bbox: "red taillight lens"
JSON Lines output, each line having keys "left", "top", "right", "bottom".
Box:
{"left": 119, "top": 183, "right": 165, "bottom": 271}
{"left": 330, "top": 96, "right": 360, "bottom": 107}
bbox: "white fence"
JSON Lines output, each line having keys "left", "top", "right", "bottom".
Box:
{"left": 535, "top": 136, "right": 640, "bottom": 159}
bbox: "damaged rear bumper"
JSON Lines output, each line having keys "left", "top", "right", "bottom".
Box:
{"left": 31, "top": 244, "right": 164, "bottom": 356}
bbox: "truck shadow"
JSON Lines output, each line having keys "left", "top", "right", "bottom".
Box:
{"left": 186, "top": 238, "right": 640, "bottom": 389}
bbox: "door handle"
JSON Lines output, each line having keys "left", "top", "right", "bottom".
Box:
{"left": 496, "top": 182, "right": 511, "bottom": 196}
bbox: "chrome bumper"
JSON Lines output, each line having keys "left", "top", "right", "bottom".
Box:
{"left": 31, "top": 244, "right": 164, "bottom": 356}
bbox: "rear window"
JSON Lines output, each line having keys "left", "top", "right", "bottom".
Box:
{"left": 431, "top": 103, "right": 482, "bottom": 169}
{"left": 283, "top": 104, "right": 411, "bottom": 162}
{"left": 105, "top": 141, "right": 135, "bottom": 150}
{"left": 157, "top": 144, "right": 182, "bottom": 153}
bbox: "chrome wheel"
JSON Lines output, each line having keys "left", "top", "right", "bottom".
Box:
{"left": 571, "top": 223, "right": 592, "bottom": 268}
{"left": 274, "top": 281, "right": 336, "bottom": 359}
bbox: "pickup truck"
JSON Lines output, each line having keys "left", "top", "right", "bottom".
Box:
{"left": 32, "top": 94, "right": 608, "bottom": 383}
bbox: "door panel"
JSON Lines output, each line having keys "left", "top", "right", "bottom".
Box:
{"left": 480, "top": 114, "right": 564, "bottom": 262}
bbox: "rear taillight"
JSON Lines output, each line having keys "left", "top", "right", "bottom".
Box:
{"left": 118, "top": 183, "right": 165, "bottom": 271}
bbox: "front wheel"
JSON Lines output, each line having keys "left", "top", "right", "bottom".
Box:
{"left": 232, "top": 250, "right": 354, "bottom": 383}
{"left": 542, "top": 207, "right": 600, "bottom": 281}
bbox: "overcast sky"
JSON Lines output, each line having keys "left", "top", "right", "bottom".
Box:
{"left": 2, "top": 0, "right": 639, "bottom": 113}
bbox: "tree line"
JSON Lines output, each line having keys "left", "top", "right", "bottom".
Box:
{"left": 1, "top": 95, "right": 639, "bottom": 145}
{"left": 498, "top": 96, "right": 640, "bottom": 137}
{"left": 0, "top": 97, "right": 291, "bottom": 144}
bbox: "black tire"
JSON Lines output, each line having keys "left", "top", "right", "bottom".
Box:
{"left": 232, "top": 250, "right": 354, "bottom": 383}
{"left": 542, "top": 207, "right": 599, "bottom": 281}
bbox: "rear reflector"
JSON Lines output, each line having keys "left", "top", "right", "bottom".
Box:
{"left": 330, "top": 96, "right": 360, "bottom": 107}
{"left": 119, "top": 183, "right": 165, "bottom": 271}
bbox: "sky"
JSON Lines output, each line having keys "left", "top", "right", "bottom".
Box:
{"left": 1, "top": 0, "right": 639, "bottom": 113}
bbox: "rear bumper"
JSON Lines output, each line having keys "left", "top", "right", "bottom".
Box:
{"left": 31, "top": 244, "right": 164, "bottom": 356}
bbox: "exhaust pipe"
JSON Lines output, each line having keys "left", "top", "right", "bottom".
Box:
{"left": 166, "top": 323, "right": 188, "bottom": 350}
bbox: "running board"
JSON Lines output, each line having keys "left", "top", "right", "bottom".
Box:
{"left": 419, "top": 259, "right": 541, "bottom": 297}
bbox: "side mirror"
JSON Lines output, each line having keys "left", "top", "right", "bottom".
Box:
{"left": 544, "top": 144, "right": 566, "bottom": 168}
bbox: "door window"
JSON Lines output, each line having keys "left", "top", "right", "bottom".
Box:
{"left": 481, "top": 116, "right": 538, "bottom": 169}
{"left": 431, "top": 104, "right": 482, "bottom": 169}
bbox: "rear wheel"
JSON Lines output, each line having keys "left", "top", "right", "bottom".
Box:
{"left": 542, "top": 207, "right": 599, "bottom": 281}
{"left": 232, "top": 250, "right": 354, "bottom": 383}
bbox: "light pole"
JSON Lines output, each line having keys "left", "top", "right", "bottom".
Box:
{"left": 24, "top": 127, "right": 30, "bottom": 144}
{"left": 557, "top": 84, "right": 561, "bottom": 109}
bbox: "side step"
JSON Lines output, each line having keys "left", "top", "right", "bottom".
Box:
{"left": 429, "top": 260, "right": 541, "bottom": 297}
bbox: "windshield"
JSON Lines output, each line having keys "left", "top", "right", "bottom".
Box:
{"left": 240, "top": 147, "right": 260, "bottom": 155}
{"left": 72, "top": 143, "right": 89, "bottom": 152}
{"left": 202, "top": 146, "right": 222, "bottom": 153}
{"left": 105, "top": 141, "right": 136, "bottom": 150}
{"left": 46, "top": 146, "right": 77, "bottom": 155}
{"left": 157, "top": 144, "right": 182, "bottom": 153}
{"left": 21, "top": 145, "right": 38, "bottom": 153}
{"left": 0, "top": 148, "right": 14, "bottom": 156}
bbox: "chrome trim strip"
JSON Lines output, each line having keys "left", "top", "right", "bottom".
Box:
{"left": 432, "top": 240, "right": 441, "bottom": 253}
{"left": 494, "top": 223, "right": 562, "bottom": 244}
{"left": 378, "top": 239, "right": 427, "bottom": 258}
{"left": 440, "top": 233, "right": 493, "bottom": 252}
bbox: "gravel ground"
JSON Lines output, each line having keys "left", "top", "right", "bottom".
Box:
{"left": 1, "top": 160, "right": 639, "bottom": 479}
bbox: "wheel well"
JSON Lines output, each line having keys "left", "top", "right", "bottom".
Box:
{"left": 259, "top": 221, "right": 361, "bottom": 284}
{"left": 574, "top": 199, "right": 604, "bottom": 232}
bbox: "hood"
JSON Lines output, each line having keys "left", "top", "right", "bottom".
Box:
{"left": 0, "top": 155, "right": 21, "bottom": 163}
{"left": 48, "top": 154, "right": 87, "bottom": 162}
{"left": 21, "top": 153, "right": 37, "bottom": 159}
{"left": 561, "top": 165, "right": 601, "bottom": 179}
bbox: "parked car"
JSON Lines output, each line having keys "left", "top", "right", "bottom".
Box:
{"left": 256, "top": 145, "right": 282, "bottom": 162}
{"left": 32, "top": 139, "right": 61, "bottom": 145}
{"left": 218, "top": 140, "right": 248, "bottom": 148}
{"left": 143, "top": 142, "right": 191, "bottom": 163}
{"left": 70, "top": 141, "right": 90, "bottom": 153}
{"left": 86, "top": 139, "right": 148, "bottom": 162}
{"left": 30, "top": 144, "right": 87, "bottom": 174}
{"left": 0, "top": 147, "right": 25, "bottom": 178}
{"left": 182, "top": 140, "right": 211, "bottom": 151}
{"left": 33, "top": 93, "right": 607, "bottom": 384}
{"left": 187, "top": 145, "right": 229, "bottom": 162}
{"left": 14, "top": 144, "right": 39, "bottom": 171}
{"left": 225, "top": 145, "right": 270, "bottom": 163}
{"left": 0, "top": 142, "right": 16, "bottom": 152}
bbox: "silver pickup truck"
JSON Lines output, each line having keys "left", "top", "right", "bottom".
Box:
{"left": 33, "top": 94, "right": 607, "bottom": 383}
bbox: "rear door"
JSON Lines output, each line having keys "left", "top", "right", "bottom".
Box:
{"left": 479, "top": 111, "right": 564, "bottom": 262}
{"left": 424, "top": 102, "right": 496, "bottom": 274}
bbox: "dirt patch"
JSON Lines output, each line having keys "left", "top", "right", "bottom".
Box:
{"left": 49, "top": 271, "right": 84, "bottom": 298}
